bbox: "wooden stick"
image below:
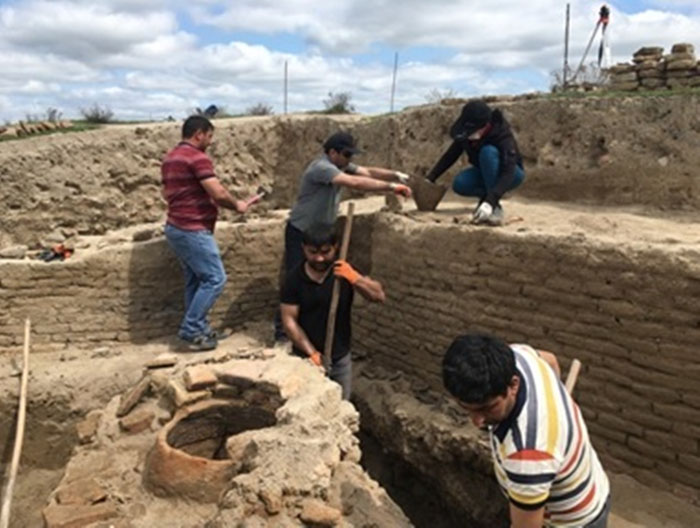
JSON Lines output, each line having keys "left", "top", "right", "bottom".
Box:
{"left": 323, "top": 202, "right": 355, "bottom": 368}
{"left": 565, "top": 358, "right": 582, "bottom": 395}
{"left": 0, "top": 318, "right": 31, "bottom": 528}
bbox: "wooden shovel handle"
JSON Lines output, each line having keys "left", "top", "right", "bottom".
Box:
{"left": 323, "top": 203, "right": 355, "bottom": 368}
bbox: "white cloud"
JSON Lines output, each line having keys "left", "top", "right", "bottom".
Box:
{"left": 0, "top": 0, "right": 699, "bottom": 122}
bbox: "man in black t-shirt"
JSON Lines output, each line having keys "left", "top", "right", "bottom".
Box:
{"left": 280, "top": 224, "right": 385, "bottom": 399}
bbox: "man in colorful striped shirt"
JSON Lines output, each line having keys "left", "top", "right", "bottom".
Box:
{"left": 161, "top": 115, "right": 258, "bottom": 351}
{"left": 442, "top": 334, "right": 610, "bottom": 527}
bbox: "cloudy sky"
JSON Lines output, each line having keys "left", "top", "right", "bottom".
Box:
{"left": 0, "top": 0, "right": 699, "bottom": 122}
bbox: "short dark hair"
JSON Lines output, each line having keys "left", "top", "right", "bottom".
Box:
{"left": 302, "top": 224, "right": 338, "bottom": 247}
{"left": 323, "top": 131, "right": 360, "bottom": 155}
{"left": 442, "top": 334, "right": 517, "bottom": 404}
{"left": 182, "top": 115, "right": 214, "bottom": 139}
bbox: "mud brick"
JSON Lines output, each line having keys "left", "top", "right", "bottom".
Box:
{"left": 116, "top": 374, "right": 151, "bottom": 417}
{"left": 652, "top": 403, "right": 700, "bottom": 426}
{"left": 658, "top": 464, "right": 700, "bottom": 488}
{"left": 145, "top": 352, "right": 178, "bottom": 369}
{"left": 168, "top": 379, "right": 210, "bottom": 408}
{"left": 627, "top": 437, "right": 675, "bottom": 463}
{"left": 678, "top": 453, "right": 700, "bottom": 473}
{"left": 300, "top": 499, "right": 342, "bottom": 526}
{"left": 645, "top": 430, "right": 697, "bottom": 455}
{"left": 56, "top": 478, "right": 107, "bottom": 505}
{"left": 43, "top": 502, "right": 118, "bottom": 528}
{"left": 184, "top": 365, "right": 218, "bottom": 391}
{"left": 119, "top": 407, "right": 154, "bottom": 434}
{"left": 621, "top": 408, "right": 672, "bottom": 432}
{"left": 75, "top": 411, "right": 102, "bottom": 444}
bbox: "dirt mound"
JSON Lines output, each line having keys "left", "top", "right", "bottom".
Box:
{"left": 2, "top": 94, "right": 700, "bottom": 247}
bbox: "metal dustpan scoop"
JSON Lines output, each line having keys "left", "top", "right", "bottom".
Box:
{"left": 411, "top": 177, "right": 447, "bottom": 211}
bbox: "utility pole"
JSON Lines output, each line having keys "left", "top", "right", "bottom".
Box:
{"left": 390, "top": 52, "right": 399, "bottom": 113}
{"left": 283, "top": 60, "right": 288, "bottom": 114}
{"left": 563, "top": 3, "right": 571, "bottom": 88}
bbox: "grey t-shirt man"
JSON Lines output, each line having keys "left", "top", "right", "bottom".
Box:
{"left": 288, "top": 154, "right": 358, "bottom": 231}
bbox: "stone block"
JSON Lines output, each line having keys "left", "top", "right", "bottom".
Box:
{"left": 217, "top": 360, "right": 266, "bottom": 388}
{"left": 43, "top": 502, "right": 118, "bottom": 528}
{"left": 75, "top": 410, "right": 102, "bottom": 444}
{"left": 671, "top": 43, "right": 694, "bottom": 55}
{"left": 666, "top": 59, "right": 696, "bottom": 71}
{"left": 168, "top": 379, "right": 210, "bottom": 408}
{"left": 119, "top": 407, "right": 155, "bottom": 434}
{"left": 300, "top": 499, "right": 342, "bottom": 526}
{"left": 116, "top": 374, "right": 151, "bottom": 417}
{"left": 608, "top": 81, "right": 638, "bottom": 92}
{"left": 0, "top": 245, "right": 28, "bottom": 259}
{"left": 184, "top": 365, "right": 218, "bottom": 391}
{"left": 145, "top": 353, "right": 178, "bottom": 369}
{"left": 609, "top": 63, "right": 635, "bottom": 74}
{"left": 612, "top": 70, "right": 638, "bottom": 82}
{"left": 56, "top": 478, "right": 107, "bottom": 505}
{"left": 634, "top": 46, "right": 664, "bottom": 57}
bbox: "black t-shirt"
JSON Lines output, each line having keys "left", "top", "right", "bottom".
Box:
{"left": 280, "top": 262, "right": 354, "bottom": 361}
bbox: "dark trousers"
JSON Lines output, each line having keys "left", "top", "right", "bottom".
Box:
{"left": 274, "top": 222, "right": 305, "bottom": 340}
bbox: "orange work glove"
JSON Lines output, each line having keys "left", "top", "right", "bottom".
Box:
{"left": 309, "top": 351, "right": 323, "bottom": 366}
{"left": 334, "top": 260, "right": 361, "bottom": 284}
{"left": 390, "top": 183, "right": 412, "bottom": 198}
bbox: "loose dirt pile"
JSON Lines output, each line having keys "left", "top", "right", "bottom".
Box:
{"left": 2, "top": 94, "right": 700, "bottom": 249}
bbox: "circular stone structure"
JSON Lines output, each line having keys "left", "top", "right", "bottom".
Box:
{"left": 144, "top": 399, "right": 278, "bottom": 503}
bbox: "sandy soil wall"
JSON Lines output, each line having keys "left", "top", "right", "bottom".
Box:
{"left": 2, "top": 94, "right": 700, "bottom": 248}
{"left": 0, "top": 219, "right": 283, "bottom": 350}
{"left": 350, "top": 215, "right": 700, "bottom": 504}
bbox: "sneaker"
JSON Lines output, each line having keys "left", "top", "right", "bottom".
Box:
{"left": 486, "top": 205, "right": 504, "bottom": 226}
{"left": 179, "top": 334, "right": 218, "bottom": 352}
{"left": 207, "top": 328, "right": 232, "bottom": 340}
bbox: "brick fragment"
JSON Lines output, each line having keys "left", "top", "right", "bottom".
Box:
{"left": 184, "top": 365, "right": 217, "bottom": 391}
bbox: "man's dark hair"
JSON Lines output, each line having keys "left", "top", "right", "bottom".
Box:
{"left": 302, "top": 224, "right": 338, "bottom": 247}
{"left": 182, "top": 115, "right": 214, "bottom": 139}
{"left": 442, "top": 334, "right": 517, "bottom": 404}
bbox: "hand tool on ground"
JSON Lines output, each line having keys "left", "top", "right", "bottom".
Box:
{"left": 323, "top": 202, "right": 355, "bottom": 369}
{"left": 0, "top": 319, "right": 31, "bottom": 528}
{"left": 565, "top": 359, "right": 582, "bottom": 395}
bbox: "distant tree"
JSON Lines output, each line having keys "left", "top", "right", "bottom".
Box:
{"left": 322, "top": 92, "right": 355, "bottom": 114}
{"left": 425, "top": 88, "right": 458, "bottom": 104}
{"left": 245, "top": 102, "right": 274, "bottom": 116}
{"left": 46, "top": 107, "right": 62, "bottom": 123}
{"left": 81, "top": 103, "right": 114, "bottom": 123}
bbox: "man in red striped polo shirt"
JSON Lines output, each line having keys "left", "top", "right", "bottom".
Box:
{"left": 162, "top": 115, "right": 258, "bottom": 351}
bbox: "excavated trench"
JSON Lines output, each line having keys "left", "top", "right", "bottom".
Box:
{"left": 358, "top": 430, "right": 481, "bottom": 528}
{"left": 2, "top": 99, "right": 700, "bottom": 525}
{"left": 0, "top": 397, "right": 80, "bottom": 528}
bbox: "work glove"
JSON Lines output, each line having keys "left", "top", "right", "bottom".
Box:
{"left": 389, "top": 183, "right": 412, "bottom": 198}
{"left": 309, "top": 351, "right": 323, "bottom": 367}
{"left": 471, "top": 202, "right": 493, "bottom": 224}
{"left": 334, "top": 260, "right": 361, "bottom": 285}
{"left": 394, "top": 171, "right": 411, "bottom": 184}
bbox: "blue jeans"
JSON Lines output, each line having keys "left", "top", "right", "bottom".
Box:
{"left": 164, "top": 224, "right": 227, "bottom": 340}
{"left": 452, "top": 145, "right": 524, "bottom": 201}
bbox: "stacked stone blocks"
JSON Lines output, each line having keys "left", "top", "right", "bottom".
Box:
{"left": 609, "top": 43, "right": 700, "bottom": 91}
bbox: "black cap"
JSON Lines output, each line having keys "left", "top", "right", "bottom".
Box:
{"left": 323, "top": 131, "right": 361, "bottom": 154}
{"left": 451, "top": 100, "right": 492, "bottom": 140}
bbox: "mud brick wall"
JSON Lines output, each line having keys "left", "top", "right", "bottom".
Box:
{"left": 0, "top": 220, "right": 284, "bottom": 352}
{"left": 351, "top": 216, "right": 700, "bottom": 504}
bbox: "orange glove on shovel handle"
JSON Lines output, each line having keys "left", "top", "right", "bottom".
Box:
{"left": 310, "top": 351, "right": 323, "bottom": 367}
{"left": 333, "top": 260, "right": 361, "bottom": 285}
